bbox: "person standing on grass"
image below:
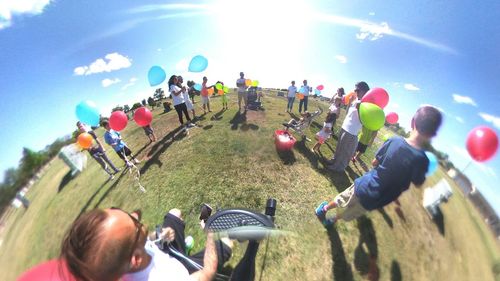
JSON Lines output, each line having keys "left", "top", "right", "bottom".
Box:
{"left": 143, "top": 124, "right": 157, "bottom": 143}
{"left": 326, "top": 81, "right": 370, "bottom": 172}
{"left": 169, "top": 75, "right": 195, "bottom": 130}
{"left": 201, "top": 76, "right": 212, "bottom": 114}
{"left": 311, "top": 112, "right": 337, "bottom": 153}
{"left": 177, "top": 76, "right": 196, "bottom": 120}
{"left": 236, "top": 72, "right": 248, "bottom": 112}
{"left": 76, "top": 121, "right": 120, "bottom": 180}
{"left": 286, "top": 80, "right": 297, "bottom": 112}
{"left": 352, "top": 126, "right": 378, "bottom": 163}
{"left": 316, "top": 105, "right": 442, "bottom": 226}
{"left": 298, "top": 79, "right": 311, "bottom": 113}
{"left": 102, "top": 120, "right": 140, "bottom": 168}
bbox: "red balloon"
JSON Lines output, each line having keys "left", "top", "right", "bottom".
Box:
{"left": 134, "top": 107, "right": 153, "bottom": 127}
{"left": 316, "top": 85, "right": 324, "bottom": 91}
{"left": 466, "top": 126, "right": 499, "bottom": 162}
{"left": 18, "top": 259, "right": 77, "bottom": 281}
{"left": 109, "top": 110, "right": 128, "bottom": 131}
{"left": 361, "top": 87, "right": 389, "bottom": 109}
{"left": 386, "top": 112, "right": 399, "bottom": 124}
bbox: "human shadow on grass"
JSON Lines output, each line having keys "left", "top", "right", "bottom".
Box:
{"left": 78, "top": 173, "right": 126, "bottom": 216}
{"left": 240, "top": 123, "right": 259, "bottom": 131}
{"left": 326, "top": 226, "right": 354, "bottom": 281}
{"left": 202, "top": 124, "right": 214, "bottom": 130}
{"left": 140, "top": 126, "right": 186, "bottom": 174}
{"left": 276, "top": 149, "right": 296, "bottom": 165}
{"left": 294, "top": 139, "right": 320, "bottom": 169}
{"left": 377, "top": 208, "right": 394, "bottom": 228}
{"left": 133, "top": 142, "right": 152, "bottom": 160}
{"left": 210, "top": 109, "right": 226, "bottom": 121}
{"left": 432, "top": 206, "right": 445, "bottom": 236}
{"left": 229, "top": 111, "right": 246, "bottom": 130}
{"left": 58, "top": 171, "right": 74, "bottom": 193}
{"left": 391, "top": 260, "right": 402, "bottom": 281}
{"left": 354, "top": 216, "right": 380, "bottom": 281}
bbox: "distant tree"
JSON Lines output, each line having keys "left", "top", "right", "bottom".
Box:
{"left": 123, "top": 104, "right": 131, "bottom": 113}
{"left": 147, "top": 96, "right": 155, "bottom": 107}
{"left": 131, "top": 102, "right": 142, "bottom": 111}
{"left": 154, "top": 88, "right": 165, "bottom": 100}
{"left": 141, "top": 99, "right": 147, "bottom": 106}
{"left": 112, "top": 105, "right": 124, "bottom": 112}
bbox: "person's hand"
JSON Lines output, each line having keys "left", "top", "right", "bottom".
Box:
{"left": 200, "top": 220, "right": 206, "bottom": 229}
{"left": 161, "top": 227, "right": 175, "bottom": 243}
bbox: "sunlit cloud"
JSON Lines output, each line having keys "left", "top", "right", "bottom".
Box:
{"left": 369, "top": 12, "right": 375, "bottom": 16}
{"left": 455, "top": 116, "right": 464, "bottom": 124}
{"left": 121, "top": 77, "right": 137, "bottom": 90}
{"left": 175, "top": 58, "right": 190, "bottom": 72}
{"left": 404, "top": 83, "right": 420, "bottom": 91}
{"left": 102, "top": 78, "right": 121, "bottom": 87}
{"left": 127, "top": 3, "right": 210, "bottom": 14}
{"left": 0, "top": 0, "right": 52, "bottom": 29}
{"left": 452, "top": 93, "right": 478, "bottom": 107}
{"left": 74, "top": 53, "right": 132, "bottom": 76}
{"left": 479, "top": 112, "right": 500, "bottom": 129}
{"left": 335, "top": 55, "right": 347, "bottom": 64}
{"left": 313, "top": 12, "right": 458, "bottom": 55}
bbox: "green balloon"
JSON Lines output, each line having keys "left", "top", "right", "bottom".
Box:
{"left": 252, "top": 80, "right": 259, "bottom": 87}
{"left": 223, "top": 86, "right": 230, "bottom": 93}
{"left": 215, "top": 83, "right": 223, "bottom": 90}
{"left": 359, "top": 102, "right": 385, "bottom": 131}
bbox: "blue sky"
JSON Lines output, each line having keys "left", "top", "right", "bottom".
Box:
{"left": 1, "top": 0, "right": 499, "bottom": 213}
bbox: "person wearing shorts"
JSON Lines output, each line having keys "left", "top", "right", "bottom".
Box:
{"left": 201, "top": 76, "right": 212, "bottom": 114}
{"left": 236, "top": 72, "right": 248, "bottom": 112}
{"left": 143, "top": 124, "right": 157, "bottom": 143}
{"left": 102, "top": 120, "right": 140, "bottom": 167}
{"left": 311, "top": 112, "right": 336, "bottom": 153}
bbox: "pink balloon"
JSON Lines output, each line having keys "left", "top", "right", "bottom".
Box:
{"left": 109, "top": 110, "right": 128, "bottom": 131}
{"left": 134, "top": 107, "right": 153, "bottom": 127}
{"left": 386, "top": 112, "right": 399, "bottom": 124}
{"left": 361, "top": 87, "right": 389, "bottom": 109}
{"left": 316, "top": 85, "right": 324, "bottom": 91}
{"left": 18, "top": 260, "right": 77, "bottom": 281}
{"left": 466, "top": 126, "right": 499, "bottom": 162}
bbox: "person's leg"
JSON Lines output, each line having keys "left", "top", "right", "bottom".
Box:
{"left": 97, "top": 150, "right": 120, "bottom": 173}
{"left": 174, "top": 104, "right": 184, "bottom": 124}
{"left": 181, "top": 103, "right": 191, "bottom": 122}
{"left": 162, "top": 209, "right": 187, "bottom": 253}
{"left": 188, "top": 239, "right": 232, "bottom": 272}
{"left": 238, "top": 93, "right": 243, "bottom": 111}
{"left": 304, "top": 96, "right": 308, "bottom": 112}
{"left": 91, "top": 152, "right": 113, "bottom": 175}
{"left": 298, "top": 99, "right": 303, "bottom": 113}
{"left": 243, "top": 94, "right": 248, "bottom": 110}
{"left": 123, "top": 146, "right": 140, "bottom": 163}
{"left": 207, "top": 99, "right": 211, "bottom": 112}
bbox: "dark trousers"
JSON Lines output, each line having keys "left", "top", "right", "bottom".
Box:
{"left": 89, "top": 149, "right": 119, "bottom": 175}
{"left": 299, "top": 96, "right": 309, "bottom": 113}
{"left": 287, "top": 97, "right": 295, "bottom": 111}
{"left": 162, "top": 213, "right": 232, "bottom": 273}
{"left": 174, "top": 103, "right": 191, "bottom": 125}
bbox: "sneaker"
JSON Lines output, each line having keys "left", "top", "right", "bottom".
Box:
{"left": 125, "top": 161, "right": 133, "bottom": 168}
{"left": 315, "top": 201, "right": 328, "bottom": 217}
{"left": 113, "top": 169, "right": 121, "bottom": 174}
{"left": 187, "top": 123, "right": 196, "bottom": 128}
{"left": 133, "top": 159, "right": 141, "bottom": 164}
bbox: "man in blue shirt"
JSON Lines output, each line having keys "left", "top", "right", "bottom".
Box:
{"left": 102, "top": 120, "right": 140, "bottom": 167}
{"left": 315, "top": 105, "right": 442, "bottom": 226}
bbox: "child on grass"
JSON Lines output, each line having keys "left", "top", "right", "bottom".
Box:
{"left": 143, "top": 124, "right": 157, "bottom": 143}
{"left": 315, "top": 105, "right": 442, "bottom": 226}
{"left": 102, "top": 120, "right": 141, "bottom": 168}
{"left": 311, "top": 112, "right": 336, "bottom": 153}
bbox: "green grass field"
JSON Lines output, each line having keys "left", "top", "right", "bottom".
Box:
{"left": 1, "top": 91, "right": 498, "bottom": 281}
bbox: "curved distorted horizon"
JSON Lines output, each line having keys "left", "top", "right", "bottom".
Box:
{"left": 1, "top": 0, "right": 499, "bottom": 280}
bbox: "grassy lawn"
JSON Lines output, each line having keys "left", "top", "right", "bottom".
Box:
{"left": 0, "top": 91, "right": 498, "bottom": 280}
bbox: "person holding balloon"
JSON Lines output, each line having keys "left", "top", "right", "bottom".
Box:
{"left": 352, "top": 126, "right": 378, "bottom": 163}
{"left": 201, "top": 76, "right": 212, "bottom": 114}
{"left": 298, "top": 80, "right": 312, "bottom": 113}
{"left": 316, "top": 105, "right": 443, "bottom": 226}
{"left": 326, "top": 81, "right": 370, "bottom": 172}
{"left": 236, "top": 72, "right": 248, "bottom": 112}
{"left": 178, "top": 76, "right": 197, "bottom": 120}
{"left": 76, "top": 122, "right": 120, "bottom": 180}
{"left": 286, "top": 81, "right": 297, "bottom": 113}
{"left": 169, "top": 75, "right": 195, "bottom": 129}
{"left": 102, "top": 120, "right": 141, "bottom": 167}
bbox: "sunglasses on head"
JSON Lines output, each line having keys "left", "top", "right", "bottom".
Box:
{"left": 110, "top": 207, "right": 143, "bottom": 258}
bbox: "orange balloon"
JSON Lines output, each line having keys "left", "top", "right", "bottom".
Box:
{"left": 245, "top": 79, "right": 252, "bottom": 87}
{"left": 77, "top": 132, "right": 93, "bottom": 149}
{"left": 207, "top": 88, "right": 214, "bottom": 95}
{"left": 218, "top": 89, "right": 224, "bottom": 95}
{"left": 297, "top": 93, "right": 304, "bottom": 100}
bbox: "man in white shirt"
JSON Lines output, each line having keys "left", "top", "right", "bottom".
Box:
{"left": 236, "top": 72, "right": 248, "bottom": 112}
{"left": 298, "top": 80, "right": 312, "bottom": 113}
{"left": 286, "top": 81, "right": 297, "bottom": 112}
{"left": 60, "top": 208, "right": 231, "bottom": 281}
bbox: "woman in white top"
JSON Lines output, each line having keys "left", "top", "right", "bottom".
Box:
{"left": 168, "top": 75, "right": 193, "bottom": 128}
{"left": 177, "top": 76, "right": 196, "bottom": 120}
{"left": 326, "top": 81, "right": 370, "bottom": 172}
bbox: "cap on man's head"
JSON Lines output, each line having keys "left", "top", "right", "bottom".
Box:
{"left": 412, "top": 105, "right": 442, "bottom": 137}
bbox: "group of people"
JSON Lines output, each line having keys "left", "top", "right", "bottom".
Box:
{"left": 286, "top": 80, "right": 313, "bottom": 113}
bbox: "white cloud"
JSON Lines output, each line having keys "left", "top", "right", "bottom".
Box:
{"left": 0, "top": 0, "right": 52, "bottom": 29}
{"left": 479, "top": 112, "right": 500, "bottom": 129}
{"left": 73, "top": 53, "right": 132, "bottom": 76}
{"left": 455, "top": 116, "right": 464, "bottom": 124}
{"left": 335, "top": 55, "right": 347, "bottom": 64}
{"left": 121, "top": 77, "right": 138, "bottom": 90}
{"left": 175, "top": 58, "right": 189, "bottom": 72}
{"left": 157, "top": 48, "right": 162, "bottom": 52}
{"left": 101, "top": 78, "right": 121, "bottom": 88}
{"left": 404, "top": 83, "right": 420, "bottom": 91}
{"left": 452, "top": 94, "right": 478, "bottom": 107}
{"left": 356, "top": 21, "right": 390, "bottom": 41}
{"left": 369, "top": 12, "right": 375, "bottom": 16}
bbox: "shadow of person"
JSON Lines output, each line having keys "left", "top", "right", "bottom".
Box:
{"left": 354, "top": 216, "right": 379, "bottom": 281}
{"left": 58, "top": 171, "right": 74, "bottom": 192}
{"left": 294, "top": 138, "right": 319, "bottom": 169}
{"left": 394, "top": 206, "right": 407, "bottom": 223}
{"left": 276, "top": 149, "right": 296, "bottom": 165}
{"left": 377, "top": 208, "right": 394, "bottom": 228}
{"left": 229, "top": 111, "right": 247, "bottom": 130}
{"left": 140, "top": 126, "right": 185, "bottom": 174}
{"left": 202, "top": 124, "right": 214, "bottom": 130}
{"left": 391, "top": 260, "right": 402, "bottom": 281}
{"left": 211, "top": 109, "right": 226, "bottom": 121}
{"left": 327, "top": 227, "right": 354, "bottom": 281}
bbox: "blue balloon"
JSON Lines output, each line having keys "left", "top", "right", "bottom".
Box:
{"left": 299, "top": 86, "right": 306, "bottom": 94}
{"left": 148, "top": 66, "right": 166, "bottom": 86}
{"left": 425, "top": 151, "right": 438, "bottom": 176}
{"left": 76, "top": 100, "right": 100, "bottom": 126}
{"left": 193, "top": 83, "right": 202, "bottom": 91}
{"left": 314, "top": 89, "right": 321, "bottom": 96}
{"left": 188, "top": 55, "right": 208, "bottom": 72}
